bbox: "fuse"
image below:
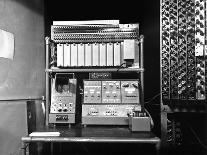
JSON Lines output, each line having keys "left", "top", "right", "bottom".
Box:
{"left": 71, "top": 43, "right": 78, "bottom": 66}
{"left": 63, "top": 44, "right": 71, "bottom": 67}
{"left": 106, "top": 43, "right": 113, "bottom": 66}
{"left": 92, "top": 43, "right": 99, "bottom": 66}
{"left": 57, "top": 44, "right": 64, "bottom": 67}
{"left": 113, "top": 42, "right": 121, "bottom": 66}
{"left": 78, "top": 43, "right": 85, "bottom": 66}
{"left": 99, "top": 43, "right": 107, "bottom": 66}
{"left": 85, "top": 43, "right": 92, "bottom": 66}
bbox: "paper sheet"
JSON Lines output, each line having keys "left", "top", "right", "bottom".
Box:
{"left": 0, "top": 29, "right": 14, "bottom": 60}
{"left": 29, "top": 132, "right": 60, "bottom": 137}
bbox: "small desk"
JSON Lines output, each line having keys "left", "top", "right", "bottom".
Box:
{"left": 22, "top": 126, "right": 160, "bottom": 155}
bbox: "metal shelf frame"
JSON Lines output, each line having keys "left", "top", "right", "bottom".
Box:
{"left": 45, "top": 35, "right": 145, "bottom": 126}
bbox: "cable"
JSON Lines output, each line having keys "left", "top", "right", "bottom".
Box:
{"left": 116, "top": 62, "right": 126, "bottom": 72}
{"left": 145, "top": 108, "right": 154, "bottom": 128}
{"left": 189, "top": 125, "right": 207, "bottom": 151}
{"left": 184, "top": 121, "right": 207, "bottom": 151}
{"left": 48, "top": 72, "right": 53, "bottom": 79}
{"left": 145, "top": 93, "right": 160, "bottom": 104}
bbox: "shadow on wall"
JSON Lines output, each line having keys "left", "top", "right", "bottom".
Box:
{"left": 14, "top": 0, "right": 44, "bottom": 15}
{"left": 0, "top": 102, "right": 27, "bottom": 155}
{"left": 0, "top": 128, "right": 24, "bottom": 155}
{"left": 0, "top": 58, "right": 11, "bottom": 86}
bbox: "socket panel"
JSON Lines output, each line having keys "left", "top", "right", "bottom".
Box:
{"left": 178, "top": 0, "right": 187, "bottom": 99}
{"left": 186, "top": 0, "right": 196, "bottom": 99}
{"left": 161, "top": 0, "right": 171, "bottom": 100}
{"left": 161, "top": 0, "right": 206, "bottom": 102}
{"left": 195, "top": 0, "right": 205, "bottom": 56}
{"left": 196, "top": 57, "right": 205, "bottom": 99}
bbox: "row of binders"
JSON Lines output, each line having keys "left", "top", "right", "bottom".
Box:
{"left": 56, "top": 40, "right": 138, "bottom": 67}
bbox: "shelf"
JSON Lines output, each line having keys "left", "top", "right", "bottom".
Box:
{"left": 162, "top": 104, "right": 207, "bottom": 113}
{"left": 46, "top": 67, "right": 144, "bottom": 73}
{"left": 22, "top": 126, "right": 159, "bottom": 143}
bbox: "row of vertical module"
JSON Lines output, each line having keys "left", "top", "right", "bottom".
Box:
{"left": 56, "top": 40, "right": 138, "bottom": 67}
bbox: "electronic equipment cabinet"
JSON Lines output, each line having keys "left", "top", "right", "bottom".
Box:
{"left": 160, "top": 0, "right": 207, "bottom": 147}
{"left": 45, "top": 20, "right": 146, "bottom": 127}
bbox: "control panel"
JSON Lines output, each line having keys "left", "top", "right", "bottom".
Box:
{"left": 83, "top": 81, "right": 102, "bottom": 103}
{"left": 49, "top": 74, "right": 77, "bottom": 124}
{"left": 82, "top": 79, "right": 140, "bottom": 125}
{"left": 121, "top": 81, "right": 139, "bottom": 103}
{"left": 102, "top": 81, "right": 121, "bottom": 103}
{"left": 82, "top": 105, "right": 135, "bottom": 117}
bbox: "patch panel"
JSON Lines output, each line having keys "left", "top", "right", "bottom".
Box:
{"left": 178, "top": 0, "right": 187, "bottom": 99}
{"left": 166, "top": 116, "right": 183, "bottom": 146}
{"left": 169, "top": 0, "right": 179, "bottom": 99}
{"left": 161, "top": 0, "right": 207, "bottom": 148}
{"left": 161, "top": 0, "right": 207, "bottom": 102}
{"left": 186, "top": 0, "right": 196, "bottom": 99}
{"left": 196, "top": 57, "right": 205, "bottom": 99}
{"left": 161, "top": 0, "right": 170, "bottom": 100}
{"left": 195, "top": 0, "right": 206, "bottom": 99}
{"left": 195, "top": 0, "right": 205, "bottom": 56}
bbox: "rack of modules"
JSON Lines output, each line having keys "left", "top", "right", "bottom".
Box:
{"left": 45, "top": 20, "right": 145, "bottom": 126}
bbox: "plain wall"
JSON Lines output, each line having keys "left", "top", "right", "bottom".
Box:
{"left": 0, "top": 101, "right": 27, "bottom": 155}
{"left": 0, "top": 0, "right": 45, "bottom": 154}
{"left": 0, "top": 0, "right": 45, "bottom": 100}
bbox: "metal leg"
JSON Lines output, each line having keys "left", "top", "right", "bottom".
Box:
{"left": 155, "top": 141, "right": 161, "bottom": 155}
{"left": 51, "top": 142, "right": 54, "bottom": 155}
{"left": 21, "top": 142, "right": 27, "bottom": 155}
{"left": 59, "top": 143, "right": 62, "bottom": 154}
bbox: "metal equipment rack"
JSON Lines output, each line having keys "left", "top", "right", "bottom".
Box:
{"left": 45, "top": 35, "right": 145, "bottom": 126}
{"left": 45, "top": 22, "right": 145, "bottom": 126}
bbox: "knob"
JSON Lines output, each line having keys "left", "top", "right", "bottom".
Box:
{"left": 63, "top": 109, "right": 68, "bottom": 112}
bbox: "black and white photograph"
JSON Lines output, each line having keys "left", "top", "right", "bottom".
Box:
{"left": 0, "top": 0, "right": 206, "bottom": 155}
